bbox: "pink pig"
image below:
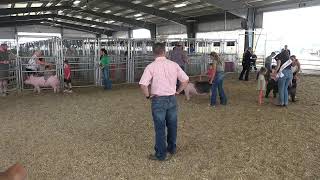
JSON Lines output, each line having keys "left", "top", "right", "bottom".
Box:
{"left": 24, "top": 75, "right": 60, "bottom": 93}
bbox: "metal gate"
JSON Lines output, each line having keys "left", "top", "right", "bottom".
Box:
{"left": 16, "top": 35, "right": 63, "bottom": 91}
{"left": 62, "top": 38, "right": 99, "bottom": 87}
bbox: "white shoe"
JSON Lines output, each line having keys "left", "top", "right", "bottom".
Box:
{"left": 63, "top": 89, "right": 68, "bottom": 93}
{"left": 68, "top": 90, "right": 73, "bottom": 93}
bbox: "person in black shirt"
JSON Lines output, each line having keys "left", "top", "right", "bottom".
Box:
{"left": 251, "top": 54, "right": 258, "bottom": 71}
{"left": 283, "top": 45, "right": 291, "bottom": 56}
{"left": 239, "top": 47, "right": 253, "bottom": 81}
{"left": 275, "top": 49, "right": 292, "bottom": 107}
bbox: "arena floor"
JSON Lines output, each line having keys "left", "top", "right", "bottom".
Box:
{"left": 0, "top": 74, "right": 319, "bottom": 180}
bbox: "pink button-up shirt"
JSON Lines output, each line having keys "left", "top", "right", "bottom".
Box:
{"left": 139, "top": 56, "right": 189, "bottom": 96}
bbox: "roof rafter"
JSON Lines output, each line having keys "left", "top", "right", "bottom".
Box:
{"left": 84, "top": 0, "right": 188, "bottom": 25}
{"left": 0, "top": 14, "right": 129, "bottom": 31}
{"left": 201, "top": 0, "right": 248, "bottom": 19}
{"left": 0, "top": 6, "right": 155, "bottom": 29}
{"left": 0, "top": 19, "right": 113, "bottom": 35}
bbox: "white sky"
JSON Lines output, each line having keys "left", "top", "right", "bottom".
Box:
{"left": 263, "top": 5, "right": 320, "bottom": 53}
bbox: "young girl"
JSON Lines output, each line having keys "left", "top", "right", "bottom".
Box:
{"left": 289, "top": 55, "right": 301, "bottom": 102}
{"left": 207, "top": 63, "right": 214, "bottom": 83}
{"left": 64, "top": 60, "right": 72, "bottom": 93}
{"left": 265, "top": 65, "right": 278, "bottom": 98}
{"left": 257, "top": 67, "right": 267, "bottom": 105}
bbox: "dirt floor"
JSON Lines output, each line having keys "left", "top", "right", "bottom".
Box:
{"left": 0, "top": 74, "right": 320, "bottom": 180}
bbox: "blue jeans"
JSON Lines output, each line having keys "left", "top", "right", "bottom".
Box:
{"left": 211, "top": 72, "right": 227, "bottom": 106}
{"left": 102, "top": 67, "right": 112, "bottom": 89}
{"left": 151, "top": 96, "right": 177, "bottom": 160}
{"left": 278, "top": 68, "right": 293, "bottom": 105}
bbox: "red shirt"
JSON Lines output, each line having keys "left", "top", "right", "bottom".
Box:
{"left": 64, "top": 64, "right": 71, "bottom": 79}
{"left": 207, "top": 68, "right": 214, "bottom": 79}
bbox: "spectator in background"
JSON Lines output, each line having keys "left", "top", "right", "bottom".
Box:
{"left": 25, "top": 50, "right": 42, "bottom": 76}
{"left": 169, "top": 45, "right": 189, "bottom": 90}
{"left": 265, "top": 52, "right": 276, "bottom": 71}
{"left": 251, "top": 54, "right": 258, "bottom": 71}
{"left": 283, "top": 45, "right": 291, "bottom": 56}
{"left": 239, "top": 47, "right": 253, "bottom": 81}
{"left": 169, "top": 44, "right": 189, "bottom": 71}
{"left": 100, "top": 48, "right": 112, "bottom": 90}
{"left": 189, "top": 44, "right": 195, "bottom": 54}
{"left": 0, "top": 43, "right": 10, "bottom": 96}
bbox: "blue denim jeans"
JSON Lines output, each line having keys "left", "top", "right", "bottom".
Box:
{"left": 211, "top": 72, "right": 227, "bottom": 106}
{"left": 278, "top": 68, "right": 293, "bottom": 105}
{"left": 151, "top": 95, "right": 177, "bottom": 160}
{"left": 102, "top": 67, "right": 112, "bottom": 89}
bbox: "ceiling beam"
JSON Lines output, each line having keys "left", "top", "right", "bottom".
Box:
{"left": 55, "top": 15, "right": 130, "bottom": 31}
{"left": 257, "top": 0, "right": 320, "bottom": 12}
{"left": 48, "top": 20, "right": 113, "bottom": 36}
{"left": 0, "top": 14, "right": 129, "bottom": 31}
{"left": 85, "top": 0, "right": 188, "bottom": 25}
{"left": 0, "top": 6, "right": 62, "bottom": 15}
{"left": 0, "top": 0, "right": 41, "bottom": 4}
{"left": 68, "top": 7, "right": 154, "bottom": 29}
{"left": 0, "top": 19, "right": 113, "bottom": 35}
{"left": 201, "top": 0, "right": 248, "bottom": 19}
{"left": 0, "top": 6, "right": 155, "bottom": 29}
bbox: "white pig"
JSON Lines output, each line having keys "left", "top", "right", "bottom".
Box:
{"left": 24, "top": 75, "right": 60, "bottom": 93}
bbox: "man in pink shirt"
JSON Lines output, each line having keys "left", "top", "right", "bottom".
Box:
{"left": 139, "top": 43, "right": 189, "bottom": 161}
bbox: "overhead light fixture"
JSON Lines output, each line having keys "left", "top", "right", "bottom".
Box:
{"left": 174, "top": 3, "right": 188, "bottom": 8}
{"left": 58, "top": 10, "right": 63, "bottom": 14}
{"left": 56, "top": 3, "right": 62, "bottom": 6}
{"left": 104, "top": 10, "right": 111, "bottom": 13}
{"left": 132, "top": 0, "right": 141, "bottom": 4}
{"left": 46, "top": 3, "right": 52, "bottom": 7}
{"left": 73, "top": 0, "right": 81, "bottom": 5}
{"left": 31, "top": 3, "right": 43, "bottom": 7}
{"left": 159, "top": 7, "right": 167, "bottom": 10}
{"left": 75, "top": 15, "right": 82, "bottom": 18}
{"left": 30, "top": 12, "right": 36, "bottom": 15}
{"left": 136, "top": 17, "right": 144, "bottom": 20}
{"left": 93, "top": 7, "right": 99, "bottom": 11}
{"left": 86, "top": 17, "right": 92, "bottom": 20}
{"left": 91, "top": 25, "right": 96, "bottom": 27}
{"left": 105, "top": 20, "right": 115, "bottom": 24}
{"left": 40, "top": 21, "right": 45, "bottom": 24}
{"left": 134, "top": 13, "right": 142, "bottom": 17}
{"left": 7, "top": 4, "right": 11, "bottom": 8}
{"left": 15, "top": 3, "right": 28, "bottom": 8}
